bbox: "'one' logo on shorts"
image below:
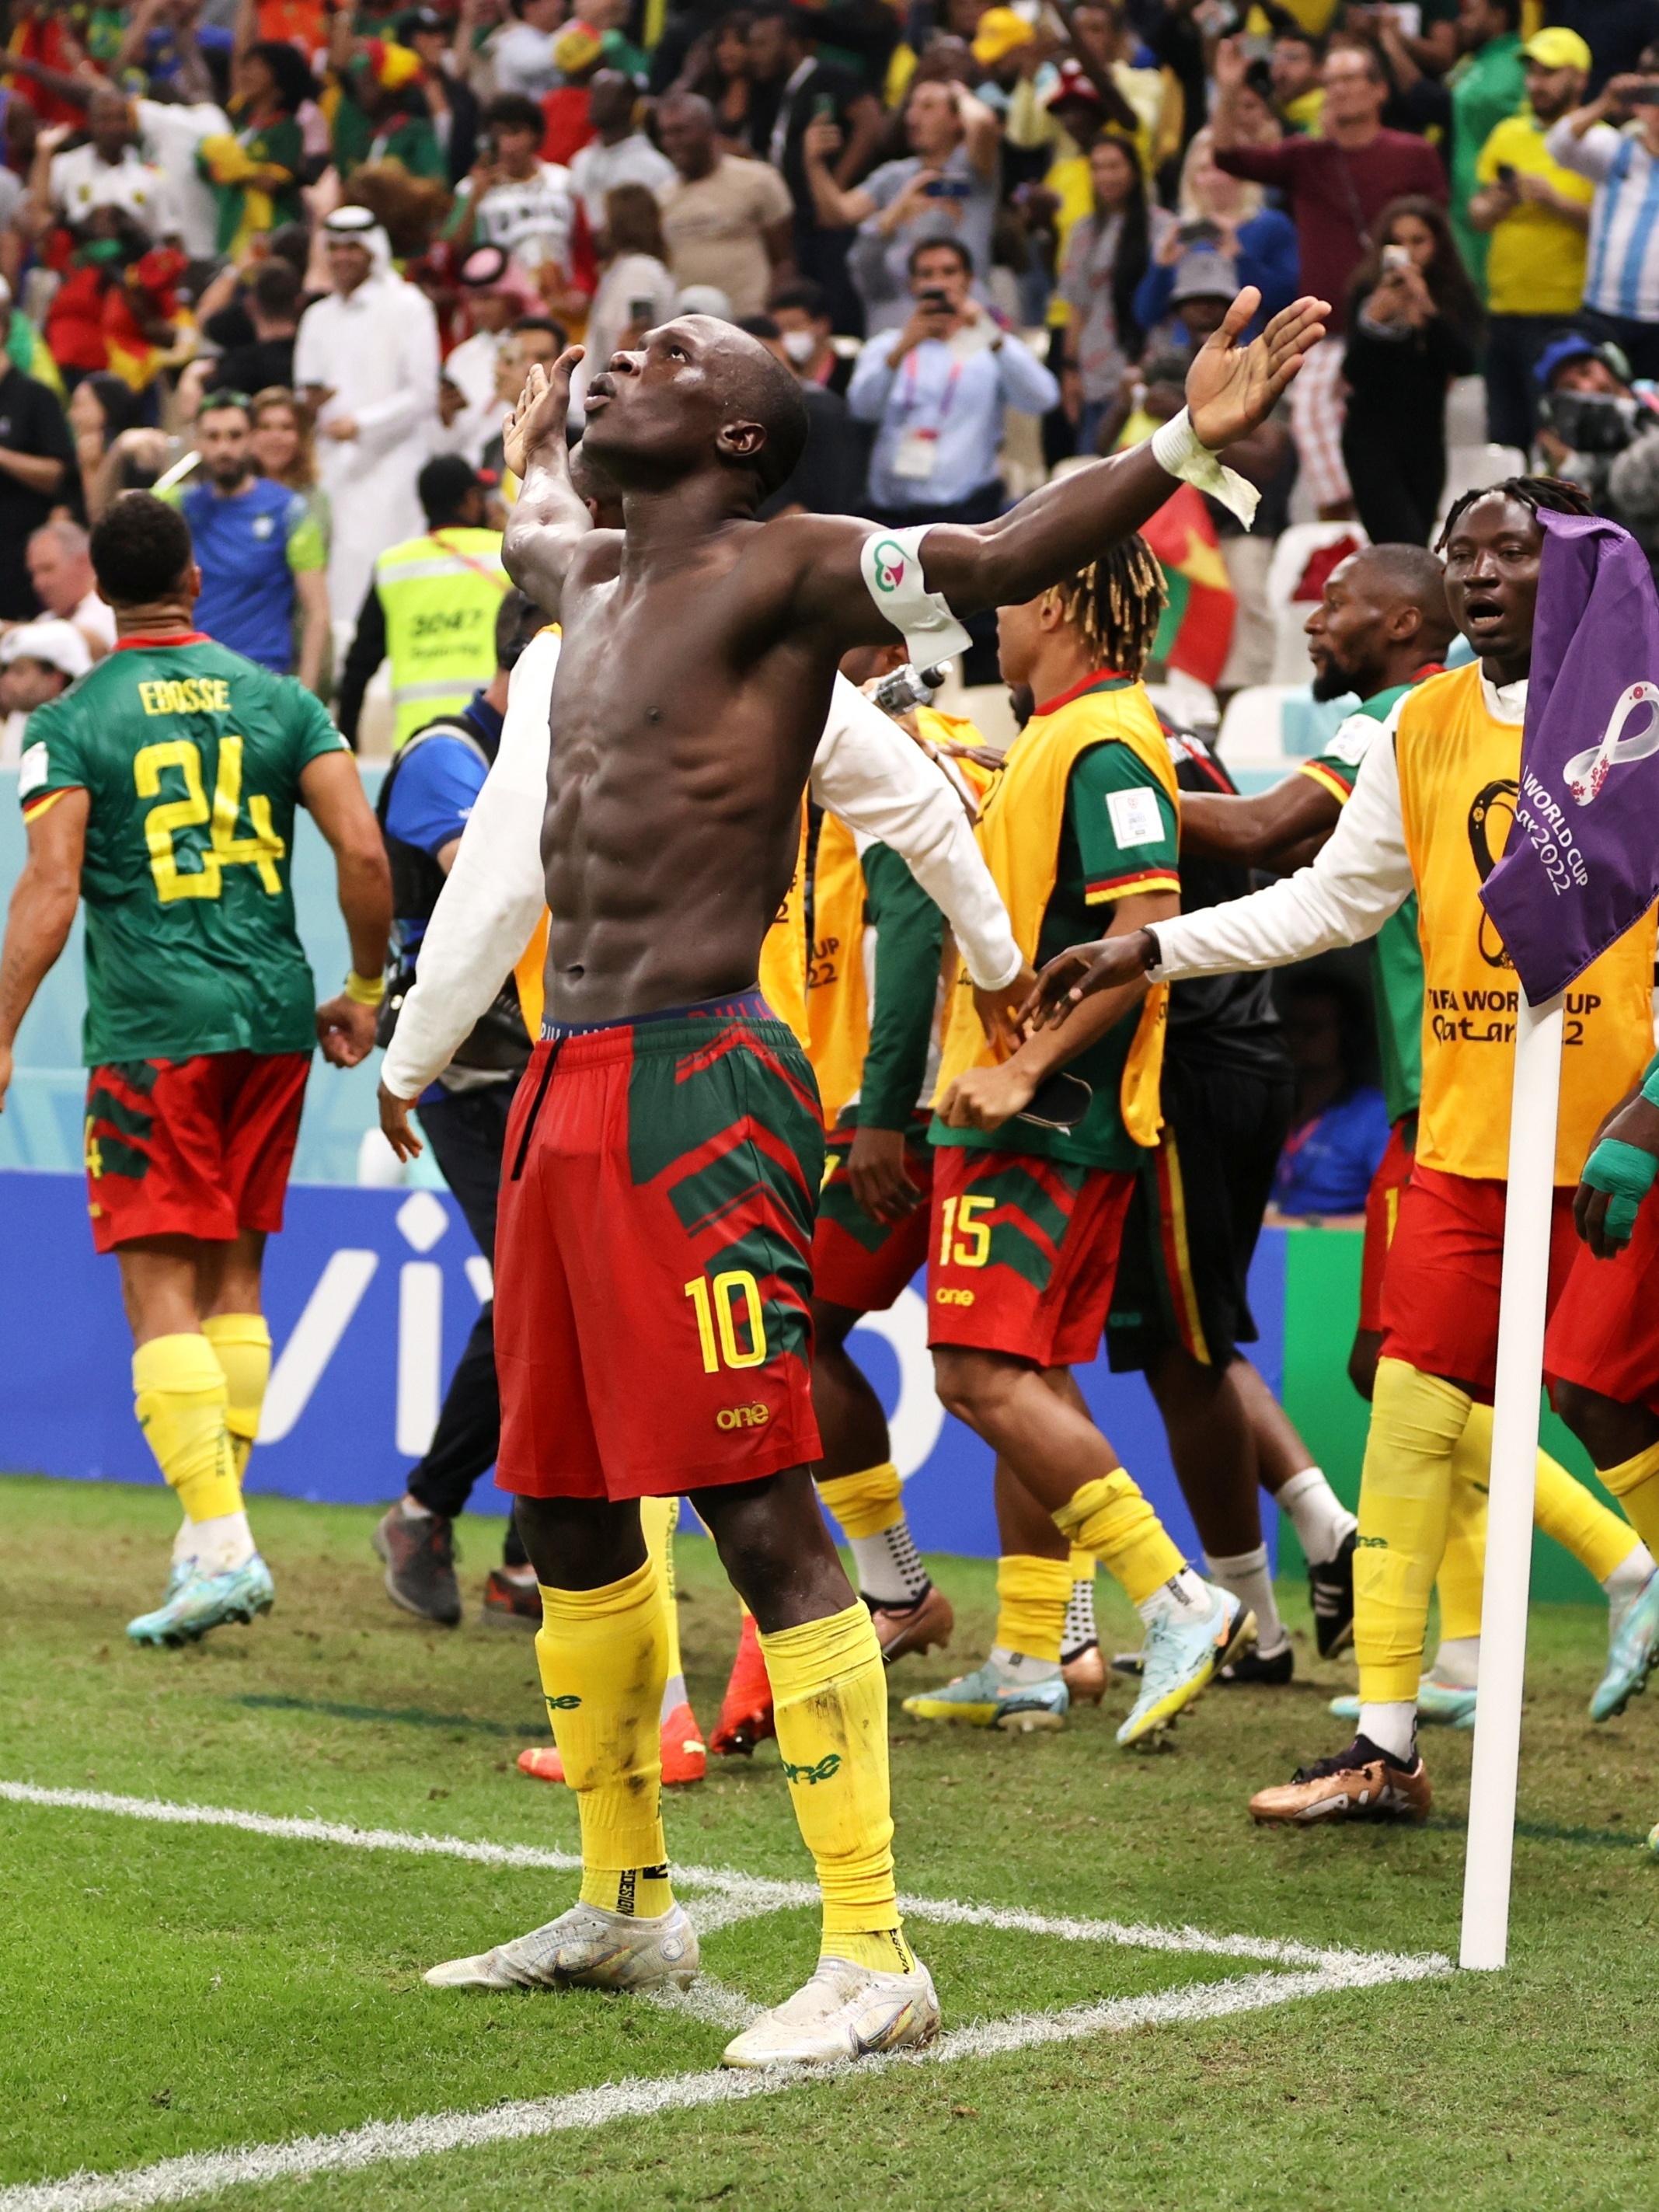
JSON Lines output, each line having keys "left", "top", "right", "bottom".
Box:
{"left": 873, "top": 540, "right": 907, "bottom": 591}
{"left": 935, "top": 1286, "right": 975, "bottom": 1306}
{"left": 717, "top": 1403, "right": 770, "bottom": 1430}
{"left": 782, "top": 1752, "right": 842, "bottom": 1785}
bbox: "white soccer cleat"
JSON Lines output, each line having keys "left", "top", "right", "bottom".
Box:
{"left": 720, "top": 1955, "right": 939, "bottom": 2069}
{"left": 423, "top": 1900, "right": 699, "bottom": 1992}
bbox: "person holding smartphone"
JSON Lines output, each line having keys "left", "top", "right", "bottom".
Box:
{"left": 906, "top": 539, "right": 1255, "bottom": 1748}
{"left": 567, "top": 183, "right": 678, "bottom": 418}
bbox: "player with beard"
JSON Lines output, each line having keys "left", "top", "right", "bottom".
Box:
{"left": 419, "top": 287, "right": 1327, "bottom": 2053}
{"left": 1024, "top": 481, "right": 1659, "bottom": 1824}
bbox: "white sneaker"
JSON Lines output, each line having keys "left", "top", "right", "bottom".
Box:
{"left": 423, "top": 1900, "right": 699, "bottom": 1992}
{"left": 720, "top": 1954, "right": 939, "bottom": 2069}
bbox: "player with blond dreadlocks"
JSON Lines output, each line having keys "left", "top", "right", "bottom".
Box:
{"left": 903, "top": 537, "right": 1258, "bottom": 1748}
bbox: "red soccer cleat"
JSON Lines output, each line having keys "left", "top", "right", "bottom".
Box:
{"left": 709, "top": 1613, "right": 775, "bottom": 1757}
{"left": 517, "top": 1699, "right": 709, "bottom": 1788}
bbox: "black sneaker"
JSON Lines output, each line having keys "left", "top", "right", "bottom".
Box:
{"left": 1218, "top": 1640, "right": 1295, "bottom": 1686}
{"left": 1309, "top": 1529, "right": 1357, "bottom": 1659}
{"left": 372, "top": 1505, "right": 461, "bottom": 1625}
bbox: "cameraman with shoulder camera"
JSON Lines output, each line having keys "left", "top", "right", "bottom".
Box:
{"left": 1549, "top": 45, "right": 1659, "bottom": 379}
{"left": 1533, "top": 331, "right": 1659, "bottom": 560}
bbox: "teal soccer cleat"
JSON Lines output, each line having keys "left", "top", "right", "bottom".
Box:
{"left": 902, "top": 1657, "right": 1070, "bottom": 1732}
{"left": 127, "top": 1554, "right": 275, "bottom": 1649}
{"left": 1116, "top": 1586, "right": 1253, "bottom": 1747}
{"left": 1329, "top": 1673, "right": 1476, "bottom": 1730}
{"left": 1591, "top": 1567, "right": 1659, "bottom": 1722}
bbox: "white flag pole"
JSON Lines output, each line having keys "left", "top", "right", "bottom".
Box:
{"left": 1459, "top": 983, "right": 1564, "bottom": 1972}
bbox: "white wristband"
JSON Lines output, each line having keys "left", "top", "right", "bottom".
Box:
{"left": 1150, "top": 406, "right": 1261, "bottom": 531}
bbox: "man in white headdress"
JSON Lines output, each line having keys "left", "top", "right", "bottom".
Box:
{"left": 295, "top": 205, "right": 442, "bottom": 629}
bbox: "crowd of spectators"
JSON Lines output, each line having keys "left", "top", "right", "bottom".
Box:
{"left": 0, "top": 0, "right": 1657, "bottom": 739}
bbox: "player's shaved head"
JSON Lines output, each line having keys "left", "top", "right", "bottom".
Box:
{"left": 1351, "top": 542, "right": 1453, "bottom": 646}
{"left": 89, "top": 492, "right": 194, "bottom": 609}
{"left": 580, "top": 316, "right": 808, "bottom": 509}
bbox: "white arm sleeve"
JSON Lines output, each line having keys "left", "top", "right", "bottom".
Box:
{"left": 1148, "top": 720, "right": 1413, "bottom": 976}
{"left": 379, "top": 630, "right": 559, "bottom": 1100}
{"left": 811, "top": 675, "right": 1023, "bottom": 994}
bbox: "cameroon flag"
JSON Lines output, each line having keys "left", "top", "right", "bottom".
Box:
{"left": 1141, "top": 483, "right": 1236, "bottom": 688}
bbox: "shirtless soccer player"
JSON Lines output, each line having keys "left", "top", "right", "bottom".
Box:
{"left": 1026, "top": 478, "right": 1659, "bottom": 1824}
{"left": 0, "top": 493, "right": 390, "bottom": 1645}
{"left": 419, "top": 288, "right": 1327, "bottom": 2061}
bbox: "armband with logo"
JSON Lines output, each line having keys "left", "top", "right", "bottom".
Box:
{"left": 859, "top": 526, "right": 973, "bottom": 665}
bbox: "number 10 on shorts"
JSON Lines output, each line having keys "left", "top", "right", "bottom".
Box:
{"left": 684, "top": 1270, "right": 768, "bottom": 1373}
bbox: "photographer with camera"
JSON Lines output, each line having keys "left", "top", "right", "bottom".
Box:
{"left": 1532, "top": 332, "right": 1659, "bottom": 560}
{"left": 1549, "top": 44, "right": 1659, "bottom": 379}
{"left": 846, "top": 236, "right": 1058, "bottom": 527}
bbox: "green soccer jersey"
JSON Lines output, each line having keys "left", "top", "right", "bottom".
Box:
{"left": 1302, "top": 677, "right": 1425, "bottom": 1127}
{"left": 931, "top": 734, "right": 1180, "bottom": 1173}
{"left": 17, "top": 636, "right": 348, "bottom": 1066}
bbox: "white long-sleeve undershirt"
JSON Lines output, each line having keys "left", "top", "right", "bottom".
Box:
{"left": 1148, "top": 672, "right": 1525, "bottom": 980}
{"left": 381, "top": 636, "right": 1020, "bottom": 1099}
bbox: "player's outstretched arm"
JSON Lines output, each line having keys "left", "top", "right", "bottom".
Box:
{"left": 501, "top": 351, "right": 593, "bottom": 620}
{"left": 1180, "top": 775, "right": 1340, "bottom": 865}
{"left": 0, "top": 789, "right": 87, "bottom": 1115}
{"left": 787, "top": 291, "right": 1327, "bottom": 643}
{"left": 301, "top": 750, "right": 393, "bottom": 1069}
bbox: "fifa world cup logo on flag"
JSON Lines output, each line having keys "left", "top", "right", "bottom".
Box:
{"left": 1480, "top": 511, "right": 1659, "bottom": 1001}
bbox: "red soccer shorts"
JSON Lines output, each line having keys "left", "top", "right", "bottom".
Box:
{"left": 83, "top": 1051, "right": 309, "bottom": 1254}
{"left": 1379, "top": 1160, "right": 1580, "bottom": 1401}
{"left": 494, "top": 1000, "right": 824, "bottom": 1502}
{"left": 1546, "top": 1187, "right": 1659, "bottom": 1418}
{"left": 812, "top": 1115, "right": 933, "bottom": 1312}
{"left": 925, "top": 1142, "right": 1135, "bottom": 1367}
{"left": 1358, "top": 1113, "right": 1417, "bottom": 1335}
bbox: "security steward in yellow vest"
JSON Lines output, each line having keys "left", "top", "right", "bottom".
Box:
{"left": 336, "top": 455, "right": 508, "bottom": 751}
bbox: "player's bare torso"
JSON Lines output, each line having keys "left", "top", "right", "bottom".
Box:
{"left": 539, "top": 519, "right": 841, "bottom": 1025}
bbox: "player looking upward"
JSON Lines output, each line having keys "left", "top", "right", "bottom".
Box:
{"left": 1026, "top": 479, "right": 1659, "bottom": 1823}
{"left": 420, "top": 288, "right": 1327, "bottom": 2064}
{"left": 0, "top": 492, "right": 390, "bottom": 1647}
{"left": 1180, "top": 543, "right": 1657, "bottom": 1732}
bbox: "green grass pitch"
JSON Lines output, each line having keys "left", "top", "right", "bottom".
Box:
{"left": 3, "top": 1471, "right": 1658, "bottom": 2211}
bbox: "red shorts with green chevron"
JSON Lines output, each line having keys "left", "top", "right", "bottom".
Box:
{"left": 83, "top": 1051, "right": 309, "bottom": 1254}
{"left": 925, "top": 1144, "right": 1135, "bottom": 1366}
{"left": 812, "top": 1113, "right": 934, "bottom": 1313}
{"left": 494, "top": 998, "right": 824, "bottom": 1500}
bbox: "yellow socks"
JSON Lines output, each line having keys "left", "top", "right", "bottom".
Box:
{"left": 1597, "top": 1440, "right": 1659, "bottom": 1557}
{"left": 640, "top": 1495, "right": 688, "bottom": 1722}
{"left": 535, "top": 1559, "right": 674, "bottom": 1919}
{"left": 758, "top": 1602, "right": 914, "bottom": 1975}
{"left": 818, "top": 1461, "right": 929, "bottom": 1607}
{"left": 1531, "top": 1436, "right": 1647, "bottom": 1585}
{"left": 1438, "top": 1446, "right": 1488, "bottom": 1644}
{"left": 133, "top": 1332, "right": 240, "bottom": 1524}
{"left": 994, "top": 1554, "right": 1072, "bottom": 1662}
{"left": 818, "top": 1463, "right": 903, "bottom": 1537}
{"left": 201, "top": 1314, "right": 271, "bottom": 1483}
{"left": 1053, "top": 1469, "right": 1185, "bottom": 1608}
{"left": 1354, "top": 1359, "right": 1469, "bottom": 1704}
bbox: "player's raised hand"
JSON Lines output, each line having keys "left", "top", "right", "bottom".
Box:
{"left": 503, "top": 346, "right": 584, "bottom": 479}
{"left": 1021, "top": 929, "right": 1158, "bottom": 1030}
{"left": 1186, "top": 292, "right": 1330, "bottom": 450}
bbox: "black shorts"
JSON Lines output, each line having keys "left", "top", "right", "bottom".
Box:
{"left": 1105, "top": 1056, "right": 1293, "bottom": 1374}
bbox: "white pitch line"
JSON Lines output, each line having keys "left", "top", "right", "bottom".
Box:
{"left": 0, "top": 1959, "right": 1446, "bottom": 2212}
{"left": 0, "top": 1781, "right": 1442, "bottom": 1974}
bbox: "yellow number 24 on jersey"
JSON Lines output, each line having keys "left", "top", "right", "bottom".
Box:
{"left": 134, "top": 735, "right": 285, "bottom": 904}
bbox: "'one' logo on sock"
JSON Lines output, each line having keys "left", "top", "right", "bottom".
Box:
{"left": 782, "top": 1752, "right": 842, "bottom": 1785}
{"left": 545, "top": 1694, "right": 582, "bottom": 1710}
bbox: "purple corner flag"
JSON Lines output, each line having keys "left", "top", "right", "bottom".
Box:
{"left": 1480, "top": 509, "right": 1659, "bottom": 1003}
